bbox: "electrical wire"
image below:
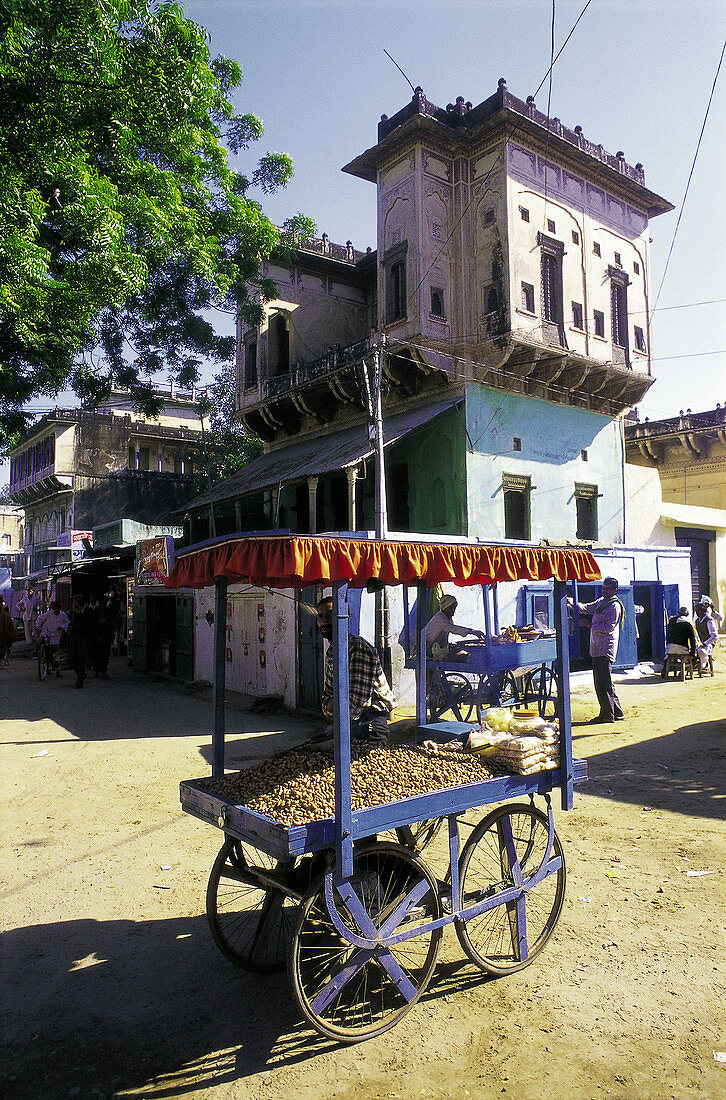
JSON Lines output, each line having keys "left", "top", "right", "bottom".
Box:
{"left": 652, "top": 38, "right": 726, "bottom": 312}
{"left": 411, "top": 0, "right": 595, "bottom": 303}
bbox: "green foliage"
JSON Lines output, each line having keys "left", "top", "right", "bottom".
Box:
{"left": 196, "top": 361, "right": 263, "bottom": 483}
{"left": 0, "top": 0, "right": 293, "bottom": 450}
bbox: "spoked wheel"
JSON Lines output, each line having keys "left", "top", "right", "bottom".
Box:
{"left": 289, "top": 841, "right": 442, "bottom": 1042}
{"left": 455, "top": 803, "right": 565, "bottom": 975}
{"left": 526, "top": 665, "right": 558, "bottom": 719}
{"left": 496, "top": 669, "right": 519, "bottom": 708}
{"left": 37, "top": 644, "right": 48, "bottom": 680}
{"left": 206, "top": 837, "right": 299, "bottom": 972}
{"left": 428, "top": 673, "right": 475, "bottom": 722}
{"left": 395, "top": 818, "right": 445, "bottom": 853}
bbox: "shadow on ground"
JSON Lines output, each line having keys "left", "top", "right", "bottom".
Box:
{"left": 575, "top": 716, "right": 726, "bottom": 822}
{"left": 1, "top": 910, "right": 489, "bottom": 1099}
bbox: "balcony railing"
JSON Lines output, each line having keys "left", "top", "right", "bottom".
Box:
{"left": 262, "top": 337, "right": 372, "bottom": 398}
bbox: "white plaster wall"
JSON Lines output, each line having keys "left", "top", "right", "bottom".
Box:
{"left": 193, "top": 585, "right": 298, "bottom": 707}
{"left": 465, "top": 387, "right": 625, "bottom": 543}
{"left": 506, "top": 141, "right": 652, "bottom": 373}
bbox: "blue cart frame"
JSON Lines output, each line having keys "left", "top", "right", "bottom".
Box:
{"left": 171, "top": 534, "right": 594, "bottom": 1041}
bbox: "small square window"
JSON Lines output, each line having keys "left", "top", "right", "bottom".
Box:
{"left": 521, "top": 282, "right": 535, "bottom": 313}
{"left": 593, "top": 309, "right": 605, "bottom": 338}
{"left": 614, "top": 251, "right": 622, "bottom": 267}
{"left": 634, "top": 325, "right": 646, "bottom": 351}
{"left": 519, "top": 206, "right": 530, "bottom": 222}
{"left": 430, "top": 287, "right": 445, "bottom": 317}
{"left": 572, "top": 230, "right": 580, "bottom": 245}
{"left": 633, "top": 260, "right": 640, "bottom": 274}
{"left": 593, "top": 242, "right": 601, "bottom": 257}
{"left": 572, "top": 302, "right": 584, "bottom": 330}
{"left": 581, "top": 449, "right": 588, "bottom": 462}
{"left": 513, "top": 437, "right": 522, "bottom": 452}
{"left": 547, "top": 219, "right": 556, "bottom": 234}
{"left": 484, "top": 208, "right": 495, "bottom": 226}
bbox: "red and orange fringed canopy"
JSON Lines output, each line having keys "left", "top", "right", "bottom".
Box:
{"left": 164, "top": 535, "right": 601, "bottom": 591}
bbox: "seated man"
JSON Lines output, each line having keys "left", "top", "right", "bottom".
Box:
{"left": 425, "top": 594, "right": 486, "bottom": 660}
{"left": 661, "top": 607, "right": 697, "bottom": 677}
{"left": 694, "top": 600, "right": 718, "bottom": 671}
{"left": 316, "top": 597, "right": 395, "bottom": 744}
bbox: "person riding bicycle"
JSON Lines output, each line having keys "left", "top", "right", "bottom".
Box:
{"left": 39, "top": 601, "right": 69, "bottom": 677}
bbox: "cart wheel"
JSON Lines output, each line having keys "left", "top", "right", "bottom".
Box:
{"left": 496, "top": 669, "right": 519, "bottom": 709}
{"left": 527, "top": 666, "right": 558, "bottom": 719}
{"left": 289, "top": 841, "right": 442, "bottom": 1042}
{"left": 395, "top": 818, "right": 445, "bottom": 853}
{"left": 428, "top": 673, "right": 475, "bottom": 722}
{"left": 455, "top": 803, "right": 565, "bottom": 975}
{"left": 206, "top": 837, "right": 298, "bottom": 972}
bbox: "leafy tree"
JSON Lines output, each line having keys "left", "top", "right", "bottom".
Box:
{"left": 0, "top": 0, "right": 293, "bottom": 451}
{"left": 195, "top": 362, "right": 263, "bottom": 484}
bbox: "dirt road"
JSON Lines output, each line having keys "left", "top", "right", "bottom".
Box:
{"left": 1, "top": 650, "right": 725, "bottom": 1099}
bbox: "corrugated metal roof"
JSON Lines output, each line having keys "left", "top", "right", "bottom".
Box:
{"left": 182, "top": 396, "right": 462, "bottom": 511}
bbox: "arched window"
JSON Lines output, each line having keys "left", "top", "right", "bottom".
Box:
{"left": 268, "top": 311, "right": 291, "bottom": 377}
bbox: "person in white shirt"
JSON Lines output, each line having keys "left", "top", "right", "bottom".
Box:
{"left": 425, "top": 594, "right": 486, "bottom": 660}
{"left": 39, "top": 601, "right": 70, "bottom": 677}
{"left": 694, "top": 601, "right": 718, "bottom": 671}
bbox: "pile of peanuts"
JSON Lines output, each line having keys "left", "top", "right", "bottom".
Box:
{"left": 197, "top": 744, "right": 495, "bottom": 827}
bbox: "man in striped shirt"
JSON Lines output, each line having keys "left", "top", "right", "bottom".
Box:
{"left": 317, "top": 596, "right": 395, "bottom": 743}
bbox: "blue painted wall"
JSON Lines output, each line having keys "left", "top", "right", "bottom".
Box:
{"left": 464, "top": 386, "right": 625, "bottom": 543}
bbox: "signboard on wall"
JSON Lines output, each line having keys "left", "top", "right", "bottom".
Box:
{"left": 57, "top": 530, "right": 93, "bottom": 561}
{"left": 135, "top": 535, "right": 175, "bottom": 586}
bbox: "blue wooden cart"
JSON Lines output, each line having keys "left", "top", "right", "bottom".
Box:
{"left": 166, "top": 533, "right": 599, "bottom": 1042}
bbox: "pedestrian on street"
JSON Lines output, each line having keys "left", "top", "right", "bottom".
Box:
{"left": 39, "top": 601, "right": 70, "bottom": 677}
{"left": 0, "top": 595, "right": 15, "bottom": 667}
{"left": 18, "top": 585, "right": 40, "bottom": 644}
{"left": 694, "top": 600, "right": 718, "bottom": 672}
{"left": 68, "top": 593, "right": 94, "bottom": 689}
{"left": 568, "top": 576, "right": 625, "bottom": 724}
{"left": 316, "top": 595, "right": 395, "bottom": 744}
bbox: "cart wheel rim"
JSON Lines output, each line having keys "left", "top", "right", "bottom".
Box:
{"left": 289, "top": 841, "right": 442, "bottom": 1041}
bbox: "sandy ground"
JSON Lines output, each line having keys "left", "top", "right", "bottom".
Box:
{"left": 1, "top": 646, "right": 725, "bottom": 1100}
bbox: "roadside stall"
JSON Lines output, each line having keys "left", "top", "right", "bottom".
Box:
{"left": 165, "top": 533, "right": 599, "bottom": 1042}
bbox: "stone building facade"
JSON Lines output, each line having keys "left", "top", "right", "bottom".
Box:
{"left": 8, "top": 386, "right": 207, "bottom": 582}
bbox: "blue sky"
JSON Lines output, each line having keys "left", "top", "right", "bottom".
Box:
{"left": 184, "top": 0, "right": 725, "bottom": 421}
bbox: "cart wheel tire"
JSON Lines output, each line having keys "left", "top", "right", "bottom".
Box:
{"left": 289, "top": 841, "right": 442, "bottom": 1042}
{"left": 206, "top": 837, "right": 298, "bottom": 972}
{"left": 496, "top": 670, "right": 519, "bottom": 709}
{"left": 37, "top": 646, "right": 48, "bottom": 681}
{"left": 395, "top": 818, "right": 445, "bottom": 853}
{"left": 455, "top": 803, "right": 565, "bottom": 976}
{"left": 527, "top": 666, "right": 558, "bottom": 719}
{"left": 447, "top": 673, "right": 476, "bottom": 722}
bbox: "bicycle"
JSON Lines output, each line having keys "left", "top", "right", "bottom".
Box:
{"left": 37, "top": 639, "right": 51, "bottom": 680}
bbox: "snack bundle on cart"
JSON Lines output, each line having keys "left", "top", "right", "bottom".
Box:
{"left": 165, "top": 533, "right": 599, "bottom": 1041}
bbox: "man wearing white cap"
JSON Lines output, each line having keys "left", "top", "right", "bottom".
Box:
{"left": 425, "top": 594, "right": 486, "bottom": 660}
{"left": 694, "top": 599, "right": 718, "bottom": 671}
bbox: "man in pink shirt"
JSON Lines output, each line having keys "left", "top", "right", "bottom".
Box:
{"left": 568, "top": 577, "right": 625, "bottom": 724}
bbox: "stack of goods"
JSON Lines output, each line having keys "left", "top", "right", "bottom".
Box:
{"left": 466, "top": 708, "right": 560, "bottom": 774}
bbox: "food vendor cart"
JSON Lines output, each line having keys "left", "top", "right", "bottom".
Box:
{"left": 402, "top": 582, "right": 559, "bottom": 723}
{"left": 165, "top": 533, "right": 599, "bottom": 1042}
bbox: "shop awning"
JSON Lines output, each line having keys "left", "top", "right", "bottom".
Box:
{"left": 165, "top": 533, "right": 601, "bottom": 591}
{"left": 176, "top": 396, "right": 463, "bottom": 512}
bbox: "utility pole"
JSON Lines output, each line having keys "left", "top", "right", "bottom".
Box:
{"left": 362, "top": 335, "right": 392, "bottom": 681}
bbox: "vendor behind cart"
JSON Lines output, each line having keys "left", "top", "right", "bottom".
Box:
{"left": 426, "top": 593, "right": 486, "bottom": 660}
{"left": 316, "top": 596, "right": 395, "bottom": 744}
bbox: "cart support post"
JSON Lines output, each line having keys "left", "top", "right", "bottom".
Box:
{"left": 554, "top": 579, "right": 574, "bottom": 809}
{"left": 415, "top": 581, "right": 428, "bottom": 724}
{"left": 212, "top": 577, "right": 228, "bottom": 777}
{"left": 332, "top": 582, "right": 354, "bottom": 880}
